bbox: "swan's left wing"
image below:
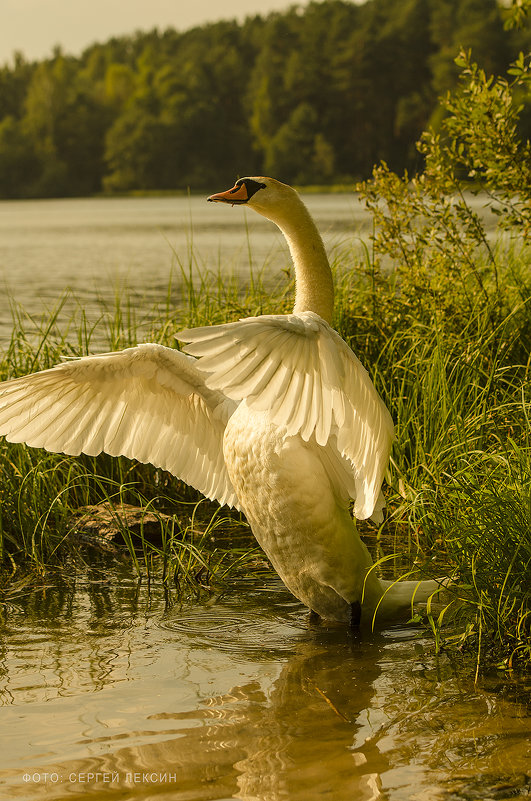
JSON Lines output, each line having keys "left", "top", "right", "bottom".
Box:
{"left": 178, "top": 312, "right": 394, "bottom": 519}
{"left": 0, "top": 343, "right": 239, "bottom": 508}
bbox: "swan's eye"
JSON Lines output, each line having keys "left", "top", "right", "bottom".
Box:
{"left": 233, "top": 178, "right": 266, "bottom": 201}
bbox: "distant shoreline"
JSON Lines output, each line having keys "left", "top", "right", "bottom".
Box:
{"left": 0, "top": 185, "right": 357, "bottom": 202}
{"left": 96, "top": 184, "right": 357, "bottom": 199}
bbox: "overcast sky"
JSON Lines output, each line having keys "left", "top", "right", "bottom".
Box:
{"left": 0, "top": 0, "right": 309, "bottom": 65}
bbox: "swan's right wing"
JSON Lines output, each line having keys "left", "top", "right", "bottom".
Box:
{"left": 0, "top": 343, "right": 239, "bottom": 508}
{"left": 179, "top": 312, "right": 394, "bottom": 520}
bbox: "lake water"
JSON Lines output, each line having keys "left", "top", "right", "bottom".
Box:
{"left": 0, "top": 193, "right": 371, "bottom": 347}
{"left": 1, "top": 563, "right": 529, "bottom": 801}
{"left": 0, "top": 192, "right": 500, "bottom": 347}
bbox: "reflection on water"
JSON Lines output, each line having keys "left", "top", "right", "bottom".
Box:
{"left": 0, "top": 564, "right": 529, "bottom": 800}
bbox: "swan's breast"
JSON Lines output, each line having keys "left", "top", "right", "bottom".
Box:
{"left": 223, "top": 403, "right": 368, "bottom": 619}
{"left": 223, "top": 403, "right": 330, "bottom": 529}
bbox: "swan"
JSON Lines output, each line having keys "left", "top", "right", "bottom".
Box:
{"left": 0, "top": 177, "right": 442, "bottom": 625}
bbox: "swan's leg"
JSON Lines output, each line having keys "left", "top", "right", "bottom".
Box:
{"left": 349, "top": 600, "right": 362, "bottom": 628}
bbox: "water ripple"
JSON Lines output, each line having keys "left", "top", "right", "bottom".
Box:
{"left": 160, "top": 591, "right": 309, "bottom": 656}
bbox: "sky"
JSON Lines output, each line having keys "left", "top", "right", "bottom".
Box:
{"left": 0, "top": 0, "right": 309, "bottom": 65}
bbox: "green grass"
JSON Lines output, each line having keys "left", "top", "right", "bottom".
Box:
{"left": 0, "top": 238, "right": 529, "bottom": 672}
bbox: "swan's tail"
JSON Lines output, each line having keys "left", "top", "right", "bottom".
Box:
{"left": 366, "top": 577, "right": 448, "bottom": 621}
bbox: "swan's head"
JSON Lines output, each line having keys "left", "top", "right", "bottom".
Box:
{"left": 209, "top": 175, "right": 333, "bottom": 321}
{"left": 207, "top": 177, "right": 301, "bottom": 222}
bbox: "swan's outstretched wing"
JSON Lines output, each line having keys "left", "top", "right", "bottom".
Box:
{"left": 178, "top": 312, "right": 394, "bottom": 520}
{"left": 0, "top": 343, "right": 239, "bottom": 508}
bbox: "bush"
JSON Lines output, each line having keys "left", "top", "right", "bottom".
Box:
{"left": 355, "top": 50, "right": 531, "bottom": 668}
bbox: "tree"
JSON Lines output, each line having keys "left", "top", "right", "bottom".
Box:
{"left": 0, "top": 116, "right": 42, "bottom": 197}
{"left": 265, "top": 103, "right": 337, "bottom": 184}
{"left": 0, "top": 0, "right": 528, "bottom": 196}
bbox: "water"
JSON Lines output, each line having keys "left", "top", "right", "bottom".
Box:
{"left": 0, "top": 193, "right": 370, "bottom": 346}
{"left": 0, "top": 564, "right": 529, "bottom": 800}
{"left": 0, "top": 192, "right": 500, "bottom": 347}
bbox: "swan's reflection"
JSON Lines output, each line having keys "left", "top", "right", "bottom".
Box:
{"left": 230, "top": 636, "right": 387, "bottom": 800}
{"left": 29, "top": 625, "right": 390, "bottom": 800}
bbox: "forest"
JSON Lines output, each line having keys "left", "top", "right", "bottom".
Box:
{"left": 0, "top": 0, "right": 530, "bottom": 197}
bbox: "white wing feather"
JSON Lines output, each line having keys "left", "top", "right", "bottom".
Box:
{"left": 0, "top": 343, "right": 239, "bottom": 508}
{"left": 178, "top": 312, "right": 394, "bottom": 520}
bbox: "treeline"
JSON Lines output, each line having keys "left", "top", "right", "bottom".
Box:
{"left": 0, "top": 0, "right": 529, "bottom": 197}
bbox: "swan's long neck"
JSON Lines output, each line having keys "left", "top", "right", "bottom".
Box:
{"left": 268, "top": 198, "right": 335, "bottom": 324}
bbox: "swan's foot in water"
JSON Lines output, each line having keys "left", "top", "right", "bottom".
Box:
{"left": 308, "top": 603, "right": 361, "bottom": 628}
{"left": 309, "top": 609, "right": 321, "bottom": 626}
{"left": 349, "top": 601, "right": 362, "bottom": 629}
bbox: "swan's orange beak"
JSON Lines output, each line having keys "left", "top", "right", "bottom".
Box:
{"left": 207, "top": 183, "right": 250, "bottom": 205}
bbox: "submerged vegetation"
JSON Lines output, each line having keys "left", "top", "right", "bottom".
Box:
{"left": 0, "top": 49, "right": 530, "bottom": 674}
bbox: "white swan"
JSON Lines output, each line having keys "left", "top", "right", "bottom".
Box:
{"left": 0, "top": 177, "right": 441, "bottom": 624}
